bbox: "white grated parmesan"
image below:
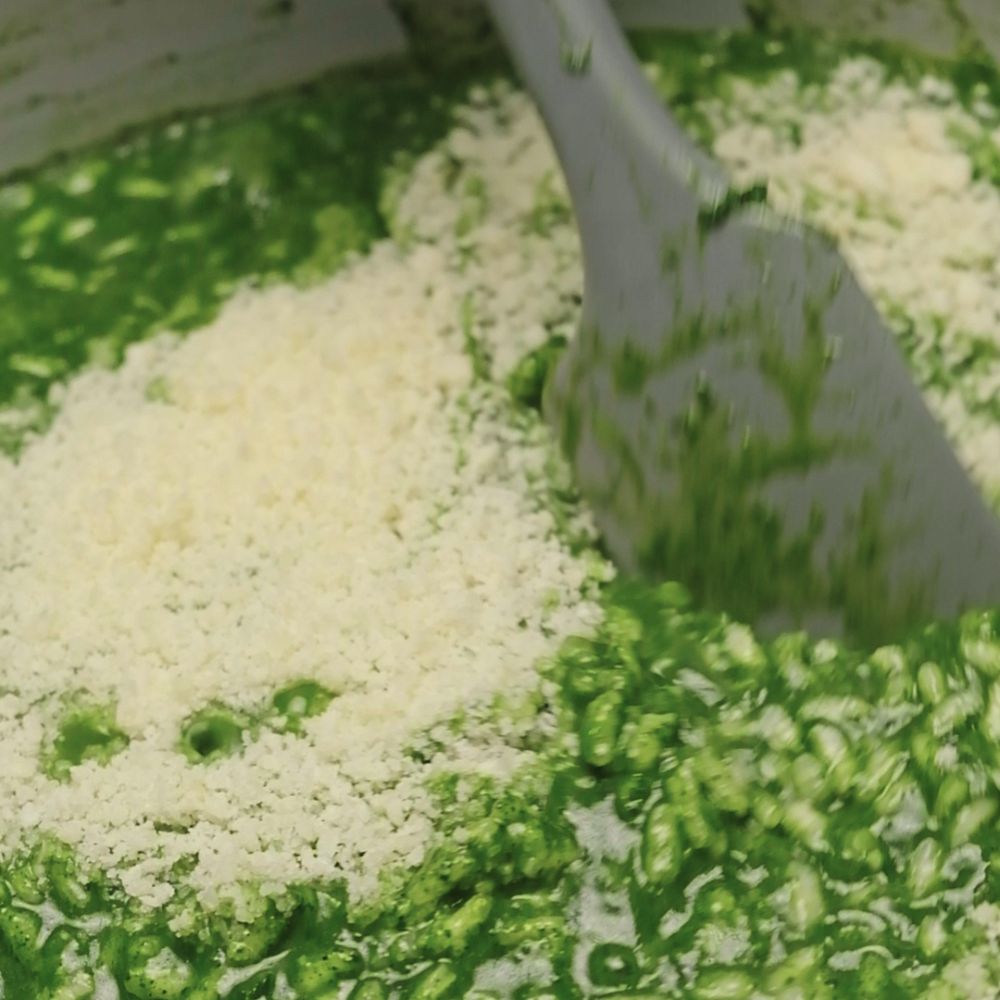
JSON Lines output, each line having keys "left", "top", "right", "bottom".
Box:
{"left": 0, "top": 88, "right": 602, "bottom": 912}
{"left": 393, "top": 85, "right": 582, "bottom": 379}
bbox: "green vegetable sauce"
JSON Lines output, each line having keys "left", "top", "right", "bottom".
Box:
{"left": 4, "top": 24, "right": 1000, "bottom": 1000}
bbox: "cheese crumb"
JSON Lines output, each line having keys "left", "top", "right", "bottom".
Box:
{"left": 0, "top": 90, "right": 602, "bottom": 910}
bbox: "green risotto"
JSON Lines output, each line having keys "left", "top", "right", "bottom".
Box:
{"left": 3, "top": 24, "right": 1000, "bottom": 1000}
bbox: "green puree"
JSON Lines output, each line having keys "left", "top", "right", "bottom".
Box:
{"left": 5, "top": 24, "right": 1000, "bottom": 1000}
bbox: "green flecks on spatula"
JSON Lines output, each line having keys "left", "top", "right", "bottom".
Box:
{"left": 554, "top": 286, "right": 918, "bottom": 644}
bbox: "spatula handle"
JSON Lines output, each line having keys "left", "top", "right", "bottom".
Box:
{"left": 485, "top": 0, "right": 728, "bottom": 219}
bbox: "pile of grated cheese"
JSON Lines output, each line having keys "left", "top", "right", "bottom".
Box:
{"left": 391, "top": 84, "right": 583, "bottom": 380}
{"left": 0, "top": 86, "right": 600, "bottom": 913}
{"left": 691, "top": 56, "right": 1000, "bottom": 505}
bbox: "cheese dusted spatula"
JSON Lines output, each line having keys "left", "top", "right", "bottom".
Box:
{"left": 486, "top": 0, "right": 1000, "bottom": 642}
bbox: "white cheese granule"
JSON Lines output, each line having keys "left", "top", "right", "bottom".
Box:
{"left": 393, "top": 85, "right": 582, "bottom": 379}
{"left": 0, "top": 90, "right": 604, "bottom": 911}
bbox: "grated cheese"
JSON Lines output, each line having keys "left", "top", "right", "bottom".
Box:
{"left": 393, "top": 84, "right": 582, "bottom": 379}
{"left": 0, "top": 88, "right": 602, "bottom": 911}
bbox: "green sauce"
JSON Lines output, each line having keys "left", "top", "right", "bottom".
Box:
{"left": 3, "top": 22, "right": 1000, "bottom": 1000}
{"left": 8, "top": 583, "right": 1000, "bottom": 997}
